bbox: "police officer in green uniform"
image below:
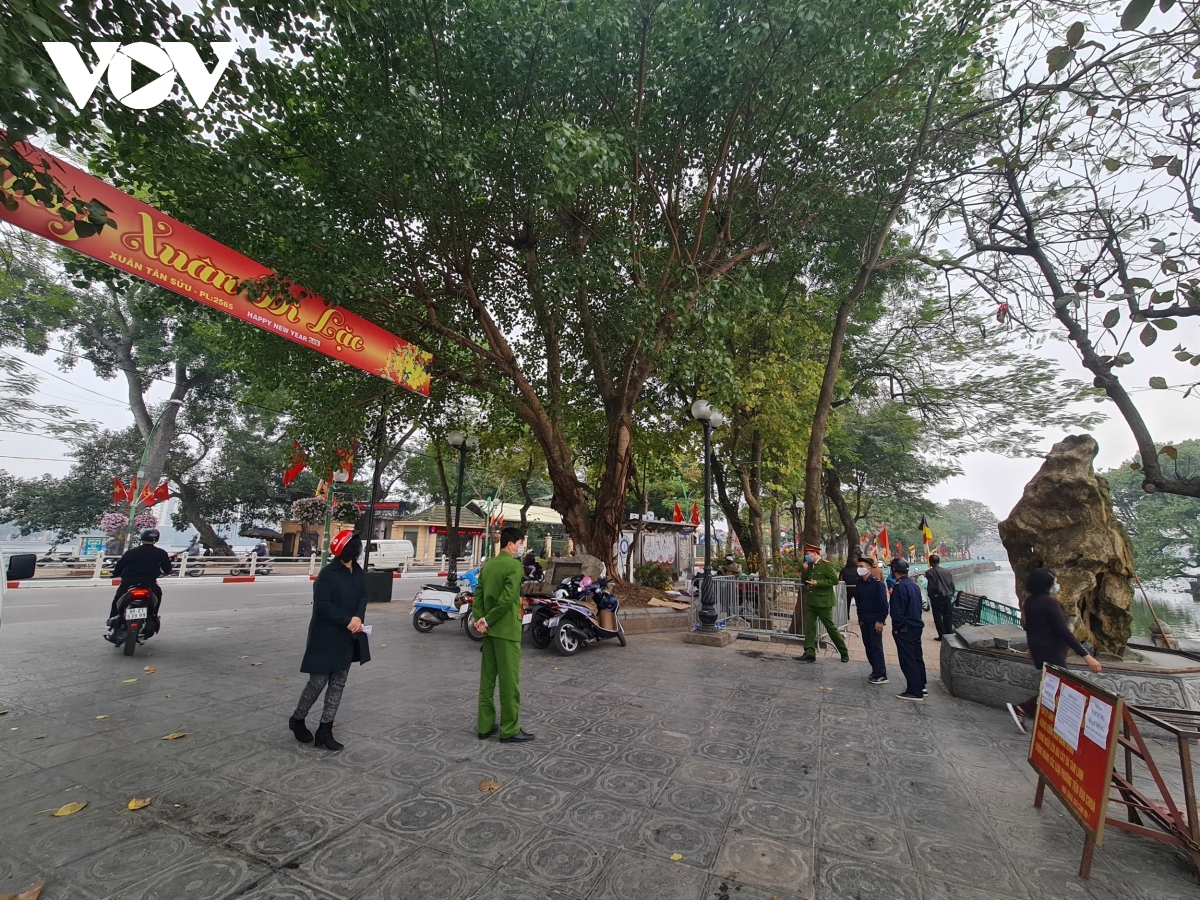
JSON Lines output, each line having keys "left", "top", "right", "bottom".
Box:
{"left": 473, "top": 526, "right": 535, "bottom": 742}
{"left": 798, "top": 542, "right": 850, "bottom": 664}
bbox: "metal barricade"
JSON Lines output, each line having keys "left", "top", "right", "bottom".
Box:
{"left": 690, "top": 576, "right": 849, "bottom": 640}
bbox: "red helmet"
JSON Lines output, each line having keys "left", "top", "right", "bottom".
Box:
{"left": 330, "top": 529, "right": 356, "bottom": 557}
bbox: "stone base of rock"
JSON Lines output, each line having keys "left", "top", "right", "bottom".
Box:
{"left": 617, "top": 606, "right": 691, "bottom": 634}
{"left": 941, "top": 632, "right": 1200, "bottom": 710}
{"left": 682, "top": 628, "right": 736, "bottom": 647}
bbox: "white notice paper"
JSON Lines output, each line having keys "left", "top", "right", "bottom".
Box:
{"left": 1040, "top": 672, "right": 1061, "bottom": 711}
{"left": 1053, "top": 684, "right": 1087, "bottom": 752}
{"left": 360, "top": 624, "right": 373, "bottom": 636}
{"left": 1083, "top": 697, "right": 1114, "bottom": 750}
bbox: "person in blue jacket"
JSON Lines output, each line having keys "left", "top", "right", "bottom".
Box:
{"left": 889, "top": 558, "right": 927, "bottom": 701}
{"left": 854, "top": 557, "right": 890, "bottom": 685}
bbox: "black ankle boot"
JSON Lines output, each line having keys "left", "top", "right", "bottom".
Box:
{"left": 289, "top": 716, "right": 313, "bottom": 743}
{"left": 313, "top": 722, "right": 343, "bottom": 751}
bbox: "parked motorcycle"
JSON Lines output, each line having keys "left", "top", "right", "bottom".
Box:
{"left": 169, "top": 552, "right": 205, "bottom": 577}
{"left": 412, "top": 567, "right": 480, "bottom": 637}
{"left": 230, "top": 553, "right": 272, "bottom": 576}
{"left": 104, "top": 584, "right": 159, "bottom": 656}
{"left": 540, "top": 575, "right": 627, "bottom": 656}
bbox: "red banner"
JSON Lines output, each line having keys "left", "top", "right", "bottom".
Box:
{"left": 0, "top": 141, "right": 432, "bottom": 395}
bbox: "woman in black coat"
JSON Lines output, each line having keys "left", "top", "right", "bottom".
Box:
{"left": 1006, "top": 568, "right": 1102, "bottom": 734}
{"left": 289, "top": 530, "right": 370, "bottom": 751}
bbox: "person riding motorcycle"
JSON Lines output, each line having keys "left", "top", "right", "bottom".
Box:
{"left": 109, "top": 528, "right": 173, "bottom": 632}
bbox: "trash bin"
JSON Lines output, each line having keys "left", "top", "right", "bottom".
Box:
{"left": 364, "top": 570, "right": 394, "bottom": 603}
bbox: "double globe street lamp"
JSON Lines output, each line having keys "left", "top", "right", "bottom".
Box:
{"left": 690, "top": 399, "right": 725, "bottom": 629}
{"left": 446, "top": 430, "right": 479, "bottom": 588}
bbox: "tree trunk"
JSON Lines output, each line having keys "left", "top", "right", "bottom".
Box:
{"left": 824, "top": 465, "right": 859, "bottom": 560}
{"left": 712, "top": 448, "right": 765, "bottom": 573}
{"left": 769, "top": 498, "right": 781, "bottom": 574}
{"left": 172, "top": 478, "right": 231, "bottom": 555}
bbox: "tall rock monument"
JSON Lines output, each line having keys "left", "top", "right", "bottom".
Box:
{"left": 998, "top": 435, "right": 1135, "bottom": 656}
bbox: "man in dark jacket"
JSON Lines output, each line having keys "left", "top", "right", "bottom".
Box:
{"left": 289, "top": 529, "right": 368, "bottom": 751}
{"left": 854, "top": 557, "right": 889, "bottom": 684}
{"left": 889, "top": 558, "right": 926, "bottom": 701}
{"left": 923, "top": 555, "right": 956, "bottom": 639}
{"left": 839, "top": 549, "right": 862, "bottom": 604}
{"left": 1006, "top": 568, "right": 1102, "bottom": 733}
{"left": 110, "top": 528, "right": 172, "bottom": 626}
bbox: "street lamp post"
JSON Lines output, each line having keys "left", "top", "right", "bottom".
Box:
{"left": 789, "top": 495, "right": 804, "bottom": 567}
{"left": 445, "top": 431, "right": 478, "bottom": 588}
{"left": 123, "top": 399, "right": 183, "bottom": 551}
{"left": 690, "top": 400, "right": 725, "bottom": 629}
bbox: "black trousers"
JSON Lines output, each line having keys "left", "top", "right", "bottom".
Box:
{"left": 930, "top": 597, "right": 955, "bottom": 635}
{"left": 893, "top": 627, "right": 927, "bottom": 696}
{"left": 859, "top": 620, "right": 887, "bottom": 679}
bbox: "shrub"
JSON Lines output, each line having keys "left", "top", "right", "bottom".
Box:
{"left": 634, "top": 560, "right": 673, "bottom": 589}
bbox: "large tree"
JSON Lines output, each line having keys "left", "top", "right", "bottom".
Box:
{"left": 87, "top": 0, "right": 995, "bottom": 576}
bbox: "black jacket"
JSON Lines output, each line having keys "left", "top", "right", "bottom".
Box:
{"left": 925, "top": 565, "right": 956, "bottom": 600}
{"left": 113, "top": 544, "right": 173, "bottom": 585}
{"left": 839, "top": 563, "right": 861, "bottom": 600}
{"left": 855, "top": 578, "right": 889, "bottom": 624}
{"left": 1024, "top": 592, "right": 1087, "bottom": 669}
{"left": 300, "top": 561, "right": 370, "bottom": 674}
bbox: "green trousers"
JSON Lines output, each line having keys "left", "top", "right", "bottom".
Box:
{"left": 478, "top": 636, "right": 522, "bottom": 738}
{"left": 804, "top": 604, "right": 848, "bottom": 657}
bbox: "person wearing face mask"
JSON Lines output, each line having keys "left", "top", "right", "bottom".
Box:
{"left": 1006, "top": 568, "right": 1103, "bottom": 734}
{"left": 798, "top": 543, "right": 849, "bottom": 664}
{"left": 854, "top": 558, "right": 890, "bottom": 684}
{"left": 289, "top": 529, "right": 370, "bottom": 751}
{"left": 838, "top": 549, "right": 862, "bottom": 605}
{"left": 473, "top": 526, "right": 534, "bottom": 742}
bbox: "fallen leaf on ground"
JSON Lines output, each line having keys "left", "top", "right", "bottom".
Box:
{"left": 276, "top": 675, "right": 286, "bottom": 681}
{"left": 0, "top": 875, "right": 45, "bottom": 900}
{"left": 122, "top": 678, "right": 137, "bottom": 684}
{"left": 165, "top": 695, "right": 172, "bottom": 699}
{"left": 160, "top": 732, "right": 188, "bottom": 741}
{"left": 669, "top": 853, "right": 683, "bottom": 861}
{"left": 173, "top": 803, "right": 187, "bottom": 809}
{"left": 0, "top": 710, "right": 8, "bottom": 716}
{"left": 53, "top": 802, "right": 87, "bottom": 817}
{"left": 237, "top": 656, "right": 248, "bottom": 659}
{"left": 818, "top": 686, "right": 834, "bottom": 692}
{"left": 34, "top": 734, "right": 47, "bottom": 740}
{"left": 553, "top": 667, "right": 561, "bottom": 671}
{"left": 127, "top": 797, "right": 152, "bottom": 810}
{"left": 380, "top": 644, "right": 387, "bottom": 648}
{"left": 479, "top": 780, "right": 500, "bottom": 792}
{"left": 9, "top": 727, "right": 17, "bottom": 731}
{"left": 250, "top": 662, "right": 262, "bottom": 667}
{"left": 95, "top": 715, "right": 108, "bottom": 720}
{"left": 143, "top": 666, "right": 155, "bottom": 674}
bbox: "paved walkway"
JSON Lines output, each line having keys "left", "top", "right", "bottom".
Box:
{"left": 1, "top": 596, "right": 1196, "bottom": 900}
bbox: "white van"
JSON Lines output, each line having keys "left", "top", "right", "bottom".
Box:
{"left": 365, "top": 539, "right": 415, "bottom": 571}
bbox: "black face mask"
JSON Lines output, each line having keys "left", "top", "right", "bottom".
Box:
{"left": 338, "top": 537, "right": 362, "bottom": 563}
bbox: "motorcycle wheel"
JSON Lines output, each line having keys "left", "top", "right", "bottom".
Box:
{"left": 412, "top": 610, "right": 440, "bottom": 633}
{"left": 123, "top": 627, "right": 137, "bottom": 656}
{"left": 463, "top": 610, "right": 485, "bottom": 642}
{"left": 616, "top": 621, "right": 627, "bottom": 647}
{"left": 530, "top": 610, "right": 554, "bottom": 649}
{"left": 553, "top": 623, "right": 583, "bottom": 656}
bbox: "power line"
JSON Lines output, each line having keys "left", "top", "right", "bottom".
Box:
{"left": 0, "top": 454, "right": 71, "bottom": 462}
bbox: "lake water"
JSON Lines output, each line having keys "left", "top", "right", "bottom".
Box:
{"left": 951, "top": 560, "right": 1200, "bottom": 642}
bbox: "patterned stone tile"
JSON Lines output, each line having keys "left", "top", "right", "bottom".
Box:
{"left": 518, "top": 830, "right": 610, "bottom": 893}
{"left": 374, "top": 793, "right": 467, "bottom": 838}
{"left": 58, "top": 828, "right": 209, "bottom": 900}
{"left": 632, "top": 811, "right": 726, "bottom": 869}
{"left": 229, "top": 806, "right": 353, "bottom": 865}
{"left": 108, "top": 847, "right": 271, "bottom": 900}
{"left": 471, "top": 872, "right": 581, "bottom": 900}
{"left": 232, "top": 873, "right": 339, "bottom": 900}
{"left": 906, "top": 833, "right": 1032, "bottom": 898}
{"left": 551, "top": 793, "right": 645, "bottom": 844}
{"left": 727, "top": 795, "right": 814, "bottom": 844}
{"left": 713, "top": 834, "right": 815, "bottom": 897}
{"left": 326, "top": 846, "right": 493, "bottom": 900}
{"left": 818, "top": 785, "right": 898, "bottom": 820}
{"left": 292, "top": 823, "right": 419, "bottom": 898}
{"left": 815, "top": 813, "right": 913, "bottom": 867}
{"left": 588, "top": 849, "right": 709, "bottom": 900}
{"left": 815, "top": 850, "right": 923, "bottom": 900}
{"left": 655, "top": 781, "right": 737, "bottom": 821}
{"left": 701, "top": 874, "right": 806, "bottom": 900}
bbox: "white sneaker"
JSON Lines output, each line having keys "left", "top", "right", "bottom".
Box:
{"left": 1006, "top": 703, "right": 1027, "bottom": 734}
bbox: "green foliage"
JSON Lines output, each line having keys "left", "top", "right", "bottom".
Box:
{"left": 933, "top": 498, "right": 999, "bottom": 552}
{"left": 1104, "top": 441, "right": 1200, "bottom": 595}
{"left": 633, "top": 561, "right": 673, "bottom": 590}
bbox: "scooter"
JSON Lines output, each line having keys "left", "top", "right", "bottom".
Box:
{"left": 230, "top": 554, "right": 272, "bottom": 576}
{"left": 543, "top": 576, "right": 627, "bottom": 656}
{"left": 411, "top": 567, "right": 480, "bottom": 638}
{"left": 104, "top": 584, "right": 159, "bottom": 656}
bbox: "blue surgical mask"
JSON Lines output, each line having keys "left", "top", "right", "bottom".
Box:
{"left": 1051, "top": 583, "right": 1061, "bottom": 595}
{"left": 804, "top": 554, "right": 814, "bottom": 563}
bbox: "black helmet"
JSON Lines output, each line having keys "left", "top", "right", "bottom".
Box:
{"left": 139, "top": 528, "right": 160, "bottom": 543}
{"left": 598, "top": 592, "right": 619, "bottom": 612}
{"left": 890, "top": 557, "right": 910, "bottom": 574}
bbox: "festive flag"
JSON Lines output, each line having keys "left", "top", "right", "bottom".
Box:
{"left": 152, "top": 480, "right": 171, "bottom": 503}
{"left": 283, "top": 442, "right": 307, "bottom": 486}
{"left": 878, "top": 526, "right": 890, "bottom": 559}
{"left": 113, "top": 477, "right": 129, "bottom": 504}
{"left": 315, "top": 479, "right": 330, "bottom": 502}
{"left": 919, "top": 515, "right": 933, "bottom": 546}
{"left": 672, "top": 502, "right": 683, "bottom": 523}
{"left": 895, "top": 540, "right": 903, "bottom": 558}
{"left": 690, "top": 502, "right": 700, "bottom": 525}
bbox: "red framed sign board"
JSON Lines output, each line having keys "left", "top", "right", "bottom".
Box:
{"left": 1027, "top": 664, "right": 1124, "bottom": 876}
